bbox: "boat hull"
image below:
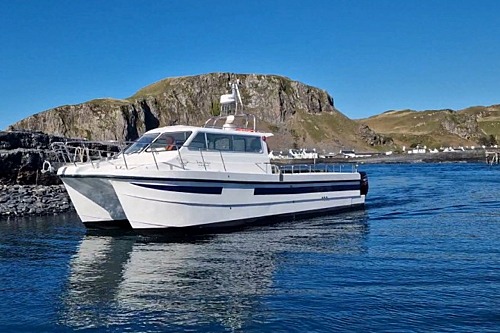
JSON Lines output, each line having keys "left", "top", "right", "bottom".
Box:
{"left": 110, "top": 173, "right": 365, "bottom": 230}
{"left": 127, "top": 203, "right": 365, "bottom": 234}
{"left": 60, "top": 176, "right": 129, "bottom": 228}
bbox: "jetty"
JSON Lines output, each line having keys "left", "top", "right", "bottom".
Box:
{"left": 485, "top": 149, "right": 499, "bottom": 165}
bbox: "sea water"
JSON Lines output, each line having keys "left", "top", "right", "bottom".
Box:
{"left": 0, "top": 163, "right": 499, "bottom": 332}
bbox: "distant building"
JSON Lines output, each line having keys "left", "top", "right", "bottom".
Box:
{"left": 288, "top": 148, "right": 318, "bottom": 159}
{"left": 340, "top": 150, "right": 356, "bottom": 158}
{"left": 407, "top": 145, "right": 426, "bottom": 154}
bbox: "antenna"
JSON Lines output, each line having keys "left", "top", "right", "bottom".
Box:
{"left": 220, "top": 79, "right": 244, "bottom": 115}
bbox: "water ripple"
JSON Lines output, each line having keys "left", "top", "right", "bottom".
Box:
{"left": 1, "top": 163, "right": 500, "bottom": 332}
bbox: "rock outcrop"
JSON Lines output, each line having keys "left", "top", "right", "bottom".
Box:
{"left": 358, "top": 124, "right": 394, "bottom": 147}
{"left": 439, "top": 111, "right": 480, "bottom": 141}
{"left": 0, "top": 131, "right": 66, "bottom": 185}
{"left": 8, "top": 73, "right": 382, "bottom": 151}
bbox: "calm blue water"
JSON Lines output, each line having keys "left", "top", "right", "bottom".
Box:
{"left": 1, "top": 163, "right": 499, "bottom": 332}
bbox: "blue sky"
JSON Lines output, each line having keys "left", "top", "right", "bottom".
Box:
{"left": 1, "top": 0, "right": 499, "bottom": 130}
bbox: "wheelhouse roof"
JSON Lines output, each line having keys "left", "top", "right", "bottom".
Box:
{"left": 143, "top": 125, "right": 273, "bottom": 137}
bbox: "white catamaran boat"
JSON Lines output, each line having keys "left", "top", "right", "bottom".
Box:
{"left": 53, "top": 80, "right": 369, "bottom": 231}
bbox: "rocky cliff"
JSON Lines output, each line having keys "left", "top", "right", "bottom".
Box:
{"left": 8, "top": 73, "right": 385, "bottom": 152}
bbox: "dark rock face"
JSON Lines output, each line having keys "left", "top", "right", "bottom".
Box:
{"left": 0, "top": 131, "right": 76, "bottom": 217}
{"left": 0, "top": 131, "right": 66, "bottom": 185}
{"left": 440, "top": 114, "right": 480, "bottom": 140}
{"left": 0, "top": 131, "right": 53, "bottom": 149}
{"left": 358, "top": 124, "right": 394, "bottom": 147}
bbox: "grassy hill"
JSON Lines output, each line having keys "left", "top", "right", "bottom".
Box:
{"left": 358, "top": 105, "right": 500, "bottom": 148}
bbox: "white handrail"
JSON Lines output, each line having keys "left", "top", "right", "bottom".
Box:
{"left": 151, "top": 150, "right": 159, "bottom": 170}
{"left": 219, "top": 151, "right": 227, "bottom": 171}
{"left": 177, "top": 148, "right": 186, "bottom": 170}
{"left": 47, "top": 141, "right": 360, "bottom": 176}
{"left": 200, "top": 150, "right": 207, "bottom": 171}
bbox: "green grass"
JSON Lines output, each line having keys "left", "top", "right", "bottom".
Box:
{"left": 129, "top": 79, "right": 173, "bottom": 99}
{"left": 479, "top": 121, "right": 500, "bottom": 137}
{"left": 210, "top": 100, "right": 221, "bottom": 116}
{"left": 88, "top": 98, "right": 129, "bottom": 106}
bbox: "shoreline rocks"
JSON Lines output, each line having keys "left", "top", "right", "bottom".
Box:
{"left": 1, "top": 130, "right": 66, "bottom": 185}
{"left": 0, "top": 184, "right": 74, "bottom": 217}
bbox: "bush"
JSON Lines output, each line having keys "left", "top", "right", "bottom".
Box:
{"left": 478, "top": 135, "right": 497, "bottom": 146}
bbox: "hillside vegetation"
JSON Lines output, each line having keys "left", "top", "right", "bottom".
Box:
{"left": 358, "top": 105, "right": 500, "bottom": 148}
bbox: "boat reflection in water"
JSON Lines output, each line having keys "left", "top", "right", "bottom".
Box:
{"left": 59, "top": 211, "right": 369, "bottom": 331}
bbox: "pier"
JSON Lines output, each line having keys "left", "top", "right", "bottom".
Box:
{"left": 485, "top": 149, "right": 499, "bottom": 165}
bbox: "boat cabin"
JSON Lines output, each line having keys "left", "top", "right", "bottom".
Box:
{"left": 124, "top": 126, "right": 267, "bottom": 155}
{"left": 120, "top": 125, "right": 271, "bottom": 173}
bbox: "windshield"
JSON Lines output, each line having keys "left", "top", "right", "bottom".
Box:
{"left": 123, "top": 133, "right": 159, "bottom": 154}
{"left": 147, "top": 131, "right": 192, "bottom": 151}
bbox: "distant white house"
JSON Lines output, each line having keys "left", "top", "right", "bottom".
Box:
{"left": 300, "top": 149, "right": 319, "bottom": 159}
{"left": 407, "top": 145, "right": 426, "bottom": 154}
{"left": 288, "top": 148, "right": 318, "bottom": 159}
{"left": 268, "top": 150, "right": 289, "bottom": 160}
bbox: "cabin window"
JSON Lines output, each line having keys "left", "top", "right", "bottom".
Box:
{"left": 247, "top": 137, "right": 262, "bottom": 152}
{"left": 188, "top": 132, "right": 208, "bottom": 150}
{"left": 208, "top": 133, "right": 231, "bottom": 151}
{"left": 232, "top": 136, "right": 246, "bottom": 152}
{"left": 187, "top": 132, "right": 263, "bottom": 153}
{"left": 148, "top": 131, "right": 192, "bottom": 151}
{"left": 124, "top": 133, "right": 159, "bottom": 154}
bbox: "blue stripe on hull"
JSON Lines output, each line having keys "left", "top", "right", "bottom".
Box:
{"left": 130, "top": 181, "right": 360, "bottom": 195}
{"left": 132, "top": 183, "right": 223, "bottom": 194}
{"left": 254, "top": 184, "right": 359, "bottom": 195}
